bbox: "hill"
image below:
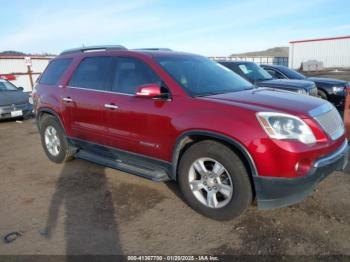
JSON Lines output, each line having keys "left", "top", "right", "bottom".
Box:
{"left": 231, "top": 47, "right": 289, "bottom": 57}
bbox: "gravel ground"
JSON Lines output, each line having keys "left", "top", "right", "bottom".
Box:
{"left": 1, "top": 72, "right": 350, "bottom": 257}
{"left": 0, "top": 118, "right": 349, "bottom": 257}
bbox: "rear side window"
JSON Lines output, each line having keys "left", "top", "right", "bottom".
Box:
{"left": 69, "top": 57, "right": 112, "bottom": 91}
{"left": 39, "top": 58, "right": 72, "bottom": 85}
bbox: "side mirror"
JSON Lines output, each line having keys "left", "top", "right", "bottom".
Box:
{"left": 17, "top": 87, "right": 24, "bottom": 91}
{"left": 135, "top": 84, "right": 162, "bottom": 98}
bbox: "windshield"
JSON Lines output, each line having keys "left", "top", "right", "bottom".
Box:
{"left": 155, "top": 56, "right": 253, "bottom": 96}
{"left": 237, "top": 63, "right": 273, "bottom": 82}
{"left": 0, "top": 80, "right": 18, "bottom": 91}
{"left": 282, "top": 67, "right": 306, "bottom": 80}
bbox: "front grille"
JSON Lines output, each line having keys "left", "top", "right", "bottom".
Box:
{"left": 0, "top": 103, "right": 29, "bottom": 111}
{"left": 309, "top": 87, "right": 318, "bottom": 97}
{"left": 314, "top": 107, "right": 344, "bottom": 140}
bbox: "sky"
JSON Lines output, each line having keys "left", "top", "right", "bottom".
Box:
{"left": 0, "top": 0, "right": 349, "bottom": 56}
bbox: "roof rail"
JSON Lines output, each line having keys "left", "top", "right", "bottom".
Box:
{"left": 133, "top": 48, "right": 172, "bottom": 51}
{"left": 60, "top": 45, "right": 127, "bottom": 55}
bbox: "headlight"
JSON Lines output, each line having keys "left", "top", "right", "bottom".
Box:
{"left": 297, "top": 89, "right": 307, "bottom": 95}
{"left": 256, "top": 112, "right": 316, "bottom": 144}
{"left": 332, "top": 86, "right": 344, "bottom": 93}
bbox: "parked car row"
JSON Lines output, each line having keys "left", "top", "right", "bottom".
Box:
{"left": 1, "top": 56, "right": 346, "bottom": 123}
{"left": 261, "top": 64, "right": 350, "bottom": 110}
{"left": 218, "top": 61, "right": 318, "bottom": 96}
{"left": 33, "top": 46, "right": 348, "bottom": 220}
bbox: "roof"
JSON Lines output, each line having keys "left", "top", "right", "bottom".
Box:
{"left": 289, "top": 35, "right": 350, "bottom": 44}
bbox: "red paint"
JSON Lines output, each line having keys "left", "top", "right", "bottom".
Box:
{"left": 0, "top": 74, "right": 16, "bottom": 80}
{"left": 290, "top": 35, "right": 350, "bottom": 44}
{"left": 136, "top": 84, "right": 162, "bottom": 97}
{"left": 34, "top": 50, "right": 346, "bottom": 179}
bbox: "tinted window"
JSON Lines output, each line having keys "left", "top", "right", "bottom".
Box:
{"left": 112, "top": 57, "right": 160, "bottom": 94}
{"left": 156, "top": 56, "right": 253, "bottom": 96}
{"left": 0, "top": 80, "right": 18, "bottom": 91}
{"left": 39, "top": 58, "right": 72, "bottom": 85}
{"left": 237, "top": 63, "right": 273, "bottom": 82}
{"left": 69, "top": 57, "right": 112, "bottom": 90}
{"left": 265, "top": 69, "right": 285, "bottom": 79}
{"left": 280, "top": 67, "right": 306, "bottom": 80}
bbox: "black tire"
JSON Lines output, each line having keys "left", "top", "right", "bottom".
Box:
{"left": 178, "top": 140, "right": 253, "bottom": 220}
{"left": 39, "top": 115, "right": 75, "bottom": 163}
{"left": 318, "top": 89, "right": 328, "bottom": 100}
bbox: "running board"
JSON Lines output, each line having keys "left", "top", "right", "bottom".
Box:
{"left": 75, "top": 149, "right": 171, "bottom": 182}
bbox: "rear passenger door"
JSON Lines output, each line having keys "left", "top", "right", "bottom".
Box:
{"left": 63, "top": 56, "right": 113, "bottom": 145}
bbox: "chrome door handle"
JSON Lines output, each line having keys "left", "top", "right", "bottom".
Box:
{"left": 62, "top": 97, "right": 73, "bottom": 102}
{"left": 104, "top": 104, "right": 119, "bottom": 109}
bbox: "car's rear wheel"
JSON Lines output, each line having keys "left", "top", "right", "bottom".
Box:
{"left": 178, "top": 140, "right": 253, "bottom": 220}
{"left": 39, "top": 115, "right": 75, "bottom": 163}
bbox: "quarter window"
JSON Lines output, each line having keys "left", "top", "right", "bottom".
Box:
{"left": 39, "top": 58, "right": 72, "bottom": 85}
{"left": 112, "top": 57, "right": 160, "bottom": 94}
{"left": 69, "top": 57, "right": 112, "bottom": 90}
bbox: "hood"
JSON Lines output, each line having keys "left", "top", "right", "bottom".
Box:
{"left": 202, "top": 88, "right": 325, "bottom": 118}
{"left": 0, "top": 91, "right": 29, "bottom": 106}
{"left": 307, "top": 77, "right": 347, "bottom": 86}
{"left": 257, "top": 79, "right": 315, "bottom": 91}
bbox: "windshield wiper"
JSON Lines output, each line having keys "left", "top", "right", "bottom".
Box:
{"left": 195, "top": 88, "right": 254, "bottom": 97}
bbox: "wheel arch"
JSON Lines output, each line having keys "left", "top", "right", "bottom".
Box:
{"left": 172, "top": 131, "right": 258, "bottom": 193}
{"left": 317, "top": 87, "right": 329, "bottom": 98}
{"left": 36, "top": 108, "right": 66, "bottom": 133}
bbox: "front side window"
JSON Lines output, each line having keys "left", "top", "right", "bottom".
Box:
{"left": 155, "top": 56, "right": 253, "bottom": 96}
{"left": 266, "top": 69, "right": 284, "bottom": 79}
{"left": 281, "top": 67, "right": 306, "bottom": 80}
{"left": 69, "top": 57, "right": 112, "bottom": 90}
{"left": 237, "top": 63, "right": 273, "bottom": 82}
{"left": 39, "top": 58, "right": 72, "bottom": 85}
{"left": 0, "top": 80, "right": 18, "bottom": 91}
{"left": 112, "top": 57, "right": 161, "bottom": 94}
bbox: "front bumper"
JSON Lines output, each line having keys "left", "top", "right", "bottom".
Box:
{"left": 0, "top": 103, "right": 33, "bottom": 119}
{"left": 254, "top": 139, "right": 349, "bottom": 210}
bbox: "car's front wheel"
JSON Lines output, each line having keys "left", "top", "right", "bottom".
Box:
{"left": 39, "top": 115, "right": 75, "bottom": 163}
{"left": 178, "top": 140, "right": 253, "bottom": 220}
{"left": 318, "top": 89, "right": 328, "bottom": 100}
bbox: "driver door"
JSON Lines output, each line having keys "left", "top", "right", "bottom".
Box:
{"left": 104, "top": 56, "right": 172, "bottom": 158}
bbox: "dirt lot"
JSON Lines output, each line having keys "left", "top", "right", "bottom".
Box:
{"left": 0, "top": 119, "right": 349, "bottom": 257}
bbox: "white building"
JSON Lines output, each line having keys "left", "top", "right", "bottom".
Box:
{"left": 210, "top": 56, "right": 288, "bottom": 66}
{"left": 0, "top": 55, "right": 53, "bottom": 92}
{"left": 289, "top": 35, "right": 350, "bottom": 69}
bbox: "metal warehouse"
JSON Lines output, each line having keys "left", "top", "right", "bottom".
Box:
{"left": 289, "top": 35, "right": 350, "bottom": 69}
{"left": 0, "top": 55, "right": 53, "bottom": 92}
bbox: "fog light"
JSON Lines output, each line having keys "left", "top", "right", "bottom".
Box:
{"left": 295, "top": 159, "right": 312, "bottom": 176}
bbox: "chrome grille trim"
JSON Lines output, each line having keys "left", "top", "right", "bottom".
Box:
{"left": 0, "top": 103, "right": 30, "bottom": 111}
{"left": 309, "top": 87, "right": 318, "bottom": 97}
{"left": 309, "top": 103, "right": 333, "bottom": 117}
{"left": 310, "top": 104, "right": 344, "bottom": 141}
{"left": 313, "top": 139, "right": 348, "bottom": 168}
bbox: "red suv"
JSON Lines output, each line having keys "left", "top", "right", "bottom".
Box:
{"left": 33, "top": 46, "right": 348, "bottom": 220}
